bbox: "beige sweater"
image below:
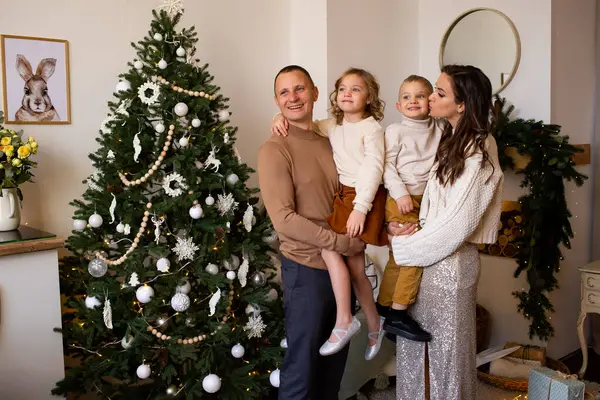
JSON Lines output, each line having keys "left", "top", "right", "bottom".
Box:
{"left": 391, "top": 136, "right": 504, "bottom": 267}
{"left": 383, "top": 117, "right": 444, "bottom": 199}
{"left": 315, "top": 117, "right": 385, "bottom": 214}
{"left": 257, "top": 124, "right": 351, "bottom": 270}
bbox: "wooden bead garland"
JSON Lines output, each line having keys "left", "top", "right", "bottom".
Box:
{"left": 152, "top": 75, "right": 216, "bottom": 100}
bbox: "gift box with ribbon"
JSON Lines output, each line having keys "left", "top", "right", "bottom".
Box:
{"left": 528, "top": 367, "right": 585, "bottom": 400}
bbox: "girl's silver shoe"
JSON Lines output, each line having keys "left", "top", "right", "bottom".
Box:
{"left": 319, "top": 317, "right": 361, "bottom": 356}
{"left": 365, "top": 317, "right": 385, "bottom": 361}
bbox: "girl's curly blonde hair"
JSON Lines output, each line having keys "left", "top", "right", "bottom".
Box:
{"left": 329, "top": 68, "right": 385, "bottom": 125}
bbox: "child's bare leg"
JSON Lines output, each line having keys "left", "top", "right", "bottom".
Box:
{"left": 321, "top": 248, "right": 353, "bottom": 343}
{"left": 347, "top": 252, "right": 381, "bottom": 345}
{"left": 392, "top": 302, "right": 408, "bottom": 310}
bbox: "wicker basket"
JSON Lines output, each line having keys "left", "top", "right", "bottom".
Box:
{"left": 477, "top": 357, "right": 570, "bottom": 392}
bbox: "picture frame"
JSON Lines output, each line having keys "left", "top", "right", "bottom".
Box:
{"left": 1, "top": 34, "right": 71, "bottom": 124}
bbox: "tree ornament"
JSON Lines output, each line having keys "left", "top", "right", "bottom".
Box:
{"left": 205, "top": 263, "right": 219, "bottom": 275}
{"left": 176, "top": 280, "right": 191, "bottom": 294}
{"left": 171, "top": 293, "right": 190, "bottom": 312}
{"left": 202, "top": 374, "right": 221, "bottom": 393}
{"left": 179, "top": 136, "right": 189, "bottom": 147}
{"left": 231, "top": 343, "right": 245, "bottom": 358}
{"left": 123, "top": 223, "right": 131, "bottom": 235}
{"left": 89, "top": 213, "right": 103, "bottom": 228}
{"left": 115, "top": 80, "right": 131, "bottom": 92}
{"left": 174, "top": 102, "right": 189, "bottom": 117}
{"left": 136, "top": 285, "right": 154, "bottom": 303}
{"left": 85, "top": 296, "right": 101, "bottom": 309}
{"left": 134, "top": 60, "right": 143, "bottom": 70}
{"left": 191, "top": 118, "right": 201, "bottom": 127}
{"left": 88, "top": 258, "right": 107, "bottom": 278}
{"left": 133, "top": 133, "right": 142, "bottom": 162}
{"left": 203, "top": 146, "right": 221, "bottom": 172}
{"left": 162, "top": 172, "right": 188, "bottom": 197}
{"left": 226, "top": 271, "right": 236, "bottom": 280}
{"left": 280, "top": 338, "right": 288, "bottom": 348}
{"left": 107, "top": 150, "right": 115, "bottom": 162}
{"left": 266, "top": 287, "right": 279, "bottom": 302}
{"left": 138, "top": 81, "right": 161, "bottom": 105}
{"left": 189, "top": 204, "right": 203, "bottom": 219}
{"left": 151, "top": 215, "right": 164, "bottom": 244}
{"left": 73, "top": 219, "right": 87, "bottom": 231}
{"left": 217, "top": 109, "right": 230, "bottom": 122}
{"left": 155, "top": 123, "right": 165, "bottom": 133}
{"left": 158, "top": 59, "right": 168, "bottom": 69}
{"left": 223, "top": 254, "right": 240, "bottom": 271}
{"left": 109, "top": 194, "right": 117, "bottom": 223}
{"left": 238, "top": 256, "right": 249, "bottom": 287}
{"left": 250, "top": 271, "right": 267, "bottom": 288}
{"left": 226, "top": 173, "right": 239, "bottom": 186}
{"left": 223, "top": 131, "right": 230, "bottom": 144}
{"left": 176, "top": 46, "right": 186, "bottom": 57}
{"left": 116, "top": 222, "right": 125, "bottom": 233}
{"left": 270, "top": 369, "right": 281, "bottom": 388}
{"left": 217, "top": 193, "right": 239, "bottom": 216}
{"left": 153, "top": 33, "right": 163, "bottom": 41}
{"left": 185, "top": 316, "right": 195, "bottom": 327}
{"left": 156, "top": 257, "right": 170, "bottom": 272}
{"left": 172, "top": 236, "right": 199, "bottom": 261}
{"left": 244, "top": 315, "right": 267, "bottom": 338}
{"left": 208, "top": 288, "right": 221, "bottom": 316}
{"left": 136, "top": 364, "right": 151, "bottom": 379}
{"left": 121, "top": 335, "right": 134, "bottom": 349}
{"left": 243, "top": 204, "right": 254, "bottom": 232}
{"left": 129, "top": 272, "right": 140, "bottom": 287}
{"left": 205, "top": 195, "right": 215, "bottom": 206}
{"left": 103, "top": 298, "right": 113, "bottom": 329}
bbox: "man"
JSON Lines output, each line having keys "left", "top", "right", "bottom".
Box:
{"left": 258, "top": 65, "right": 364, "bottom": 400}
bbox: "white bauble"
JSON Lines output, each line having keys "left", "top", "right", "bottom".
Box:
{"left": 174, "top": 102, "right": 189, "bottom": 117}
{"left": 121, "top": 335, "right": 134, "bottom": 349}
{"left": 205, "top": 263, "right": 219, "bottom": 275}
{"left": 179, "top": 137, "right": 189, "bottom": 147}
{"left": 189, "top": 204, "right": 203, "bottom": 219}
{"left": 245, "top": 303, "right": 261, "bottom": 316}
{"left": 158, "top": 59, "right": 168, "bottom": 69}
{"left": 115, "top": 80, "right": 131, "bottom": 92}
{"left": 134, "top": 60, "right": 144, "bottom": 70}
{"left": 88, "top": 259, "right": 108, "bottom": 278}
{"left": 202, "top": 374, "right": 221, "bottom": 393}
{"left": 136, "top": 364, "right": 151, "bottom": 379}
{"left": 155, "top": 123, "right": 166, "bottom": 133}
{"left": 231, "top": 343, "right": 245, "bottom": 358}
{"left": 176, "top": 280, "right": 191, "bottom": 294}
{"left": 265, "top": 288, "right": 279, "bottom": 302}
{"left": 156, "top": 258, "right": 171, "bottom": 272}
{"left": 88, "top": 213, "right": 103, "bottom": 228}
{"left": 231, "top": 254, "right": 240, "bottom": 269}
{"left": 280, "top": 338, "right": 288, "bottom": 349}
{"left": 217, "top": 110, "right": 230, "bottom": 122}
{"left": 226, "top": 174, "right": 239, "bottom": 186}
{"left": 205, "top": 195, "right": 215, "bottom": 206}
{"left": 226, "top": 271, "right": 236, "bottom": 280}
{"left": 269, "top": 369, "right": 280, "bottom": 388}
{"left": 136, "top": 285, "right": 154, "bottom": 303}
{"left": 153, "top": 33, "right": 163, "bottom": 41}
{"left": 73, "top": 219, "right": 87, "bottom": 231}
{"left": 191, "top": 118, "right": 201, "bottom": 128}
{"left": 85, "top": 296, "right": 101, "bottom": 309}
{"left": 116, "top": 223, "right": 125, "bottom": 233}
{"left": 176, "top": 46, "right": 186, "bottom": 57}
{"left": 171, "top": 293, "right": 190, "bottom": 312}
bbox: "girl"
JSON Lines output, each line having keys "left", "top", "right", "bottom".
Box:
{"left": 272, "top": 68, "right": 386, "bottom": 360}
{"left": 388, "top": 65, "right": 504, "bottom": 399}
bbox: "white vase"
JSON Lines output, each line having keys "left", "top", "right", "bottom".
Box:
{"left": 0, "top": 188, "right": 21, "bottom": 231}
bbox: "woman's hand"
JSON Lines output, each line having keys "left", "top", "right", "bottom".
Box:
{"left": 346, "top": 210, "right": 366, "bottom": 237}
{"left": 271, "top": 113, "right": 289, "bottom": 137}
{"left": 395, "top": 195, "right": 414, "bottom": 214}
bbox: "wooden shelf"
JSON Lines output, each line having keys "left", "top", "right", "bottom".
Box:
{"left": 0, "top": 236, "right": 64, "bottom": 257}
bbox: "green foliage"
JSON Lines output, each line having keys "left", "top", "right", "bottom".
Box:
{"left": 54, "top": 9, "right": 284, "bottom": 399}
{"left": 492, "top": 96, "right": 587, "bottom": 340}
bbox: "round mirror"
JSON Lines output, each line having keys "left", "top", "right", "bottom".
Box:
{"left": 439, "top": 8, "right": 521, "bottom": 94}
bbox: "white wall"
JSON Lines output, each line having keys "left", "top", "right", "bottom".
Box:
{"left": 0, "top": 0, "right": 291, "bottom": 239}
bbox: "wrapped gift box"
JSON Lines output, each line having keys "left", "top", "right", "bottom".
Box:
{"left": 505, "top": 341, "right": 546, "bottom": 366}
{"left": 528, "top": 367, "right": 585, "bottom": 400}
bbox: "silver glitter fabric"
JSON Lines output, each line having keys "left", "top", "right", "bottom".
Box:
{"left": 396, "top": 243, "right": 480, "bottom": 400}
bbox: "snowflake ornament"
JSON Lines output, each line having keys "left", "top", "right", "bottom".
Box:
{"left": 162, "top": 172, "right": 188, "bottom": 197}
{"left": 157, "top": 0, "right": 183, "bottom": 16}
{"left": 172, "top": 236, "right": 199, "bottom": 261}
{"left": 217, "top": 193, "right": 239, "bottom": 216}
{"left": 100, "top": 115, "right": 117, "bottom": 134}
{"left": 244, "top": 315, "right": 267, "bottom": 339}
{"left": 138, "top": 81, "right": 161, "bottom": 105}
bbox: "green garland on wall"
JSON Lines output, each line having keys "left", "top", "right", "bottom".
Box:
{"left": 491, "top": 97, "right": 587, "bottom": 340}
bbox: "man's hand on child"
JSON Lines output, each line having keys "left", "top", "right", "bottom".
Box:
{"left": 271, "top": 113, "right": 289, "bottom": 137}
{"left": 346, "top": 210, "right": 366, "bottom": 238}
{"left": 396, "top": 195, "right": 414, "bottom": 214}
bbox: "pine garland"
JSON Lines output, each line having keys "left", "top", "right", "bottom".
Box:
{"left": 491, "top": 96, "right": 587, "bottom": 340}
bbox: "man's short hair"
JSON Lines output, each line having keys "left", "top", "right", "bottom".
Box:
{"left": 274, "top": 65, "right": 315, "bottom": 94}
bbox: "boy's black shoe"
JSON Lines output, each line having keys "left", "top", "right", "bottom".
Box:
{"left": 383, "top": 309, "right": 431, "bottom": 342}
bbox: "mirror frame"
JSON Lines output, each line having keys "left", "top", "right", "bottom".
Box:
{"left": 439, "top": 7, "right": 521, "bottom": 95}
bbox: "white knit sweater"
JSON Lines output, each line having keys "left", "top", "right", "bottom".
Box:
{"left": 391, "top": 136, "right": 504, "bottom": 267}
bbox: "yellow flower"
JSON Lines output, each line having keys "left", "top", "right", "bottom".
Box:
{"left": 4, "top": 145, "right": 14, "bottom": 157}
{"left": 17, "top": 145, "right": 30, "bottom": 159}
{"left": 28, "top": 136, "right": 35, "bottom": 143}
{"left": 12, "top": 158, "right": 21, "bottom": 167}
{"left": 1, "top": 137, "right": 11, "bottom": 146}
{"left": 30, "top": 141, "right": 38, "bottom": 150}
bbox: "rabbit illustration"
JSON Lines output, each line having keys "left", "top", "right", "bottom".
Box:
{"left": 14, "top": 54, "right": 60, "bottom": 122}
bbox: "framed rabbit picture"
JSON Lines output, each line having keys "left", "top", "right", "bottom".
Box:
{"left": 1, "top": 34, "right": 71, "bottom": 124}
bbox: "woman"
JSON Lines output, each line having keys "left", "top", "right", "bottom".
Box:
{"left": 388, "top": 65, "right": 504, "bottom": 399}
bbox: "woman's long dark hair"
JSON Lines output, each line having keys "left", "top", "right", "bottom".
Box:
{"left": 435, "top": 65, "right": 493, "bottom": 186}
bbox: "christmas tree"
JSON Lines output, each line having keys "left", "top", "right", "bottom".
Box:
{"left": 53, "top": 3, "right": 284, "bottom": 398}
